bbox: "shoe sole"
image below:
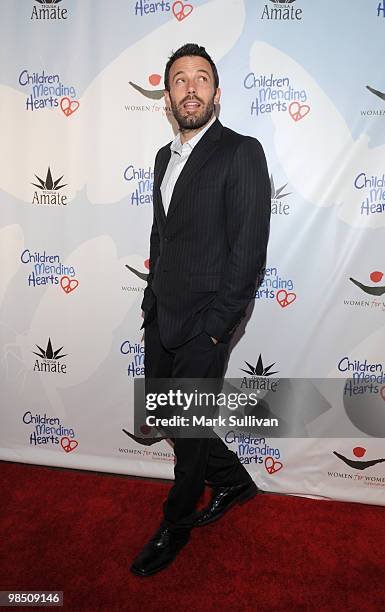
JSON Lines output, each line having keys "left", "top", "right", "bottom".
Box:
{"left": 194, "top": 483, "right": 258, "bottom": 528}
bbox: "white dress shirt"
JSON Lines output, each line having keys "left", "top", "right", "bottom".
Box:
{"left": 160, "top": 115, "right": 216, "bottom": 215}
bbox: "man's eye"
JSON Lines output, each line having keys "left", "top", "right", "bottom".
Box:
{"left": 198, "top": 76, "right": 208, "bottom": 81}
{"left": 176, "top": 78, "right": 184, "bottom": 83}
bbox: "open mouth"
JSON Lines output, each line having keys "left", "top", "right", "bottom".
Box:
{"left": 183, "top": 101, "right": 201, "bottom": 111}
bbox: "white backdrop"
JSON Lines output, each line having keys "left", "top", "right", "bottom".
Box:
{"left": 1, "top": 0, "right": 385, "bottom": 506}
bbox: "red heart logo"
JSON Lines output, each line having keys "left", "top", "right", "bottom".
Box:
{"left": 380, "top": 386, "right": 385, "bottom": 402}
{"left": 265, "top": 456, "right": 283, "bottom": 474}
{"left": 60, "top": 276, "right": 79, "bottom": 294}
{"left": 289, "top": 101, "right": 310, "bottom": 122}
{"left": 61, "top": 437, "right": 78, "bottom": 453}
{"left": 172, "top": 1, "right": 193, "bottom": 21}
{"left": 276, "top": 289, "right": 297, "bottom": 308}
{"left": 60, "top": 97, "right": 80, "bottom": 117}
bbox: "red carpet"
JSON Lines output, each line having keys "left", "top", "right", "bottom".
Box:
{"left": 0, "top": 461, "right": 384, "bottom": 612}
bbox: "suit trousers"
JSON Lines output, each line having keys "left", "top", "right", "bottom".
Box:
{"left": 144, "top": 305, "right": 252, "bottom": 531}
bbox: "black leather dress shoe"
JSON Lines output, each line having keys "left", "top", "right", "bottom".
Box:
{"left": 194, "top": 481, "right": 258, "bottom": 527}
{"left": 130, "top": 525, "right": 190, "bottom": 577}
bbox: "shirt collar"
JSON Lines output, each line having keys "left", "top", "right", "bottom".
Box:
{"left": 170, "top": 115, "right": 216, "bottom": 155}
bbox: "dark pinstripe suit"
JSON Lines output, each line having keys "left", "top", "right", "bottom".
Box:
{"left": 140, "top": 118, "right": 271, "bottom": 529}
{"left": 141, "top": 118, "right": 271, "bottom": 348}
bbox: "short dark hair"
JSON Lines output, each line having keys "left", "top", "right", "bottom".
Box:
{"left": 164, "top": 43, "right": 219, "bottom": 91}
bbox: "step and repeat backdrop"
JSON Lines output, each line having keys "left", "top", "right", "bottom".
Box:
{"left": 1, "top": 0, "right": 384, "bottom": 505}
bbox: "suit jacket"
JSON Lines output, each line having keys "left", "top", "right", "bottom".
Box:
{"left": 140, "top": 118, "right": 271, "bottom": 349}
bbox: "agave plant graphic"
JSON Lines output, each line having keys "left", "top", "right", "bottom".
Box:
{"left": 241, "top": 354, "right": 278, "bottom": 377}
{"left": 32, "top": 167, "right": 67, "bottom": 191}
{"left": 35, "top": 0, "right": 62, "bottom": 5}
{"left": 270, "top": 175, "right": 291, "bottom": 200}
{"left": 33, "top": 338, "right": 67, "bottom": 360}
{"left": 269, "top": 0, "right": 296, "bottom": 4}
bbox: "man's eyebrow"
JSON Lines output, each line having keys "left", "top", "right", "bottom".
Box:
{"left": 172, "top": 69, "right": 211, "bottom": 80}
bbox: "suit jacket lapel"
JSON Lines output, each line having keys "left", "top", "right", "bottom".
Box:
{"left": 154, "top": 146, "right": 171, "bottom": 224}
{"left": 166, "top": 119, "right": 223, "bottom": 221}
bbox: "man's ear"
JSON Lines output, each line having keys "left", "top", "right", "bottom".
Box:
{"left": 164, "top": 89, "right": 171, "bottom": 109}
{"left": 214, "top": 87, "right": 221, "bottom": 106}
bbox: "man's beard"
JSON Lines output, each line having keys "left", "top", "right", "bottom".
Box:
{"left": 171, "top": 93, "right": 215, "bottom": 131}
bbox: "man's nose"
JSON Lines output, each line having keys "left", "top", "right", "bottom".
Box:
{"left": 187, "top": 80, "right": 196, "bottom": 94}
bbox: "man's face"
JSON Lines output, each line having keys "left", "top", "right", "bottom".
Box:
{"left": 165, "top": 55, "right": 221, "bottom": 131}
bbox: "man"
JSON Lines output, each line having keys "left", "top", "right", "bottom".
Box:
{"left": 131, "top": 43, "right": 271, "bottom": 577}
